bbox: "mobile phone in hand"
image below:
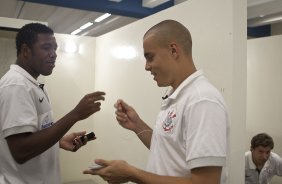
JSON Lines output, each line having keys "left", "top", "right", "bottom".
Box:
{"left": 80, "top": 132, "right": 96, "bottom": 142}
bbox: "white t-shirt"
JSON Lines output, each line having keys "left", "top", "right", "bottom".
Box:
{"left": 146, "top": 70, "right": 229, "bottom": 183}
{"left": 245, "top": 151, "right": 282, "bottom": 184}
{"left": 0, "top": 65, "right": 60, "bottom": 184}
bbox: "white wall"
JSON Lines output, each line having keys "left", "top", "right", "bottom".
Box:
{"left": 247, "top": 35, "right": 282, "bottom": 184}
{"left": 45, "top": 33, "right": 98, "bottom": 183}
{"left": 0, "top": 37, "right": 16, "bottom": 78}
{"left": 92, "top": 0, "right": 246, "bottom": 183}
{"left": 0, "top": 0, "right": 247, "bottom": 183}
{"left": 272, "top": 22, "right": 282, "bottom": 36}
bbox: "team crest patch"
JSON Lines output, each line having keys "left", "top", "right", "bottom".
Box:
{"left": 41, "top": 115, "right": 53, "bottom": 129}
{"left": 162, "top": 110, "right": 176, "bottom": 132}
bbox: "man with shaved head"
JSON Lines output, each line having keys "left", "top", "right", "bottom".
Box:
{"left": 84, "top": 20, "right": 229, "bottom": 184}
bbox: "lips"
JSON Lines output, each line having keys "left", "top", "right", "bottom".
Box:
{"left": 47, "top": 61, "right": 55, "bottom": 68}
{"left": 151, "top": 72, "right": 156, "bottom": 80}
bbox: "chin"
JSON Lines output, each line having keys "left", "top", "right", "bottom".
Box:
{"left": 156, "top": 81, "right": 168, "bottom": 87}
{"left": 42, "top": 71, "right": 53, "bottom": 76}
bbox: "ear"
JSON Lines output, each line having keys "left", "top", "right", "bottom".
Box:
{"left": 169, "top": 43, "right": 179, "bottom": 59}
{"left": 21, "top": 44, "right": 31, "bottom": 59}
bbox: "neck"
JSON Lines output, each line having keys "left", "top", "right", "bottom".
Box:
{"left": 16, "top": 59, "right": 39, "bottom": 80}
{"left": 172, "top": 59, "right": 196, "bottom": 90}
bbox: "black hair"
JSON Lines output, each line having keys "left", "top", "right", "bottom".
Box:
{"left": 251, "top": 133, "right": 274, "bottom": 149}
{"left": 16, "top": 23, "right": 54, "bottom": 56}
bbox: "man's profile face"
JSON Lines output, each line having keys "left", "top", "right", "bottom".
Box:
{"left": 251, "top": 146, "right": 272, "bottom": 166}
{"left": 26, "top": 33, "right": 57, "bottom": 78}
{"left": 143, "top": 34, "right": 175, "bottom": 87}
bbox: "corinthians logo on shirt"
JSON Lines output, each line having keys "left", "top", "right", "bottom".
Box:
{"left": 162, "top": 110, "right": 176, "bottom": 132}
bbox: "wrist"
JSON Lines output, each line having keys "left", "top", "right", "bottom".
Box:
{"left": 128, "top": 165, "right": 143, "bottom": 183}
{"left": 136, "top": 129, "right": 152, "bottom": 136}
{"left": 67, "top": 110, "right": 81, "bottom": 123}
{"left": 133, "top": 120, "right": 149, "bottom": 133}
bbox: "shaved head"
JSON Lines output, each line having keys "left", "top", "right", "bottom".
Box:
{"left": 144, "top": 20, "right": 192, "bottom": 56}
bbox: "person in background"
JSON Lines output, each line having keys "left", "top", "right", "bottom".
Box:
{"left": 245, "top": 133, "right": 282, "bottom": 184}
{"left": 83, "top": 19, "right": 229, "bottom": 184}
{"left": 0, "top": 23, "right": 105, "bottom": 184}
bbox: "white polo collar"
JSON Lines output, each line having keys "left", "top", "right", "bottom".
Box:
{"left": 161, "top": 70, "right": 203, "bottom": 106}
{"left": 10, "top": 64, "right": 40, "bottom": 86}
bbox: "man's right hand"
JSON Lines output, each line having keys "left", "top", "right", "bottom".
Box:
{"left": 114, "top": 99, "right": 143, "bottom": 132}
{"left": 72, "top": 91, "right": 105, "bottom": 121}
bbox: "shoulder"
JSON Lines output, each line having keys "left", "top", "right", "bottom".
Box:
{"left": 0, "top": 69, "right": 25, "bottom": 86}
{"left": 270, "top": 152, "right": 282, "bottom": 160}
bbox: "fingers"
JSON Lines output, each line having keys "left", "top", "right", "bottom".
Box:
{"left": 84, "top": 91, "right": 105, "bottom": 108}
{"left": 87, "top": 91, "right": 106, "bottom": 102}
{"left": 115, "top": 114, "right": 128, "bottom": 123}
{"left": 72, "top": 137, "right": 84, "bottom": 152}
{"left": 114, "top": 99, "right": 130, "bottom": 111}
{"left": 120, "top": 100, "right": 131, "bottom": 112}
{"left": 72, "top": 132, "right": 88, "bottom": 152}
{"left": 114, "top": 99, "right": 129, "bottom": 120}
{"left": 86, "top": 92, "right": 106, "bottom": 112}
{"left": 83, "top": 159, "right": 110, "bottom": 175}
{"left": 95, "top": 159, "right": 110, "bottom": 167}
{"left": 73, "top": 131, "right": 87, "bottom": 137}
{"left": 74, "top": 91, "right": 106, "bottom": 120}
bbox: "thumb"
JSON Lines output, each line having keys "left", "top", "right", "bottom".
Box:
{"left": 73, "top": 131, "right": 87, "bottom": 137}
{"left": 95, "top": 159, "right": 110, "bottom": 167}
{"left": 119, "top": 100, "right": 132, "bottom": 112}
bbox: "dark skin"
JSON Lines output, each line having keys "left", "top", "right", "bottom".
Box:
{"left": 6, "top": 33, "right": 105, "bottom": 164}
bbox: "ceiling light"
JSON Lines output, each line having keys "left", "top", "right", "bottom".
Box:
{"left": 80, "top": 22, "right": 93, "bottom": 30}
{"left": 62, "top": 41, "right": 78, "bottom": 53}
{"left": 71, "top": 29, "right": 82, "bottom": 35}
{"left": 95, "top": 13, "right": 111, "bottom": 22}
{"left": 111, "top": 45, "right": 138, "bottom": 60}
{"left": 109, "top": 0, "right": 123, "bottom": 2}
{"left": 142, "top": 0, "right": 170, "bottom": 8}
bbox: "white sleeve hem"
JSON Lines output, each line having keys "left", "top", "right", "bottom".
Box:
{"left": 187, "top": 156, "right": 226, "bottom": 170}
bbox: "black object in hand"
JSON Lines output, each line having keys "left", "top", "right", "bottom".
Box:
{"left": 80, "top": 132, "right": 96, "bottom": 142}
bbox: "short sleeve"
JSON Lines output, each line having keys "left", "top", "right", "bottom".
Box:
{"left": 0, "top": 84, "right": 38, "bottom": 138}
{"left": 184, "top": 99, "right": 227, "bottom": 169}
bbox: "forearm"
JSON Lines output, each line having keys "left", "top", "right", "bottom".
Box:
{"left": 133, "top": 121, "right": 153, "bottom": 149}
{"left": 130, "top": 166, "right": 222, "bottom": 184}
{"left": 132, "top": 119, "right": 153, "bottom": 149}
{"left": 6, "top": 111, "right": 79, "bottom": 164}
{"left": 131, "top": 167, "right": 190, "bottom": 184}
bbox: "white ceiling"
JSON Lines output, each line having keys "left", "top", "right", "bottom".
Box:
{"left": 247, "top": 0, "right": 282, "bottom": 27}
{"left": 0, "top": 0, "right": 282, "bottom": 38}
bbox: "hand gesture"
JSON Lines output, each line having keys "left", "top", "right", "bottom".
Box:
{"left": 83, "top": 159, "right": 133, "bottom": 184}
{"left": 114, "top": 99, "right": 143, "bottom": 132}
{"left": 71, "top": 91, "right": 105, "bottom": 121}
{"left": 60, "top": 131, "right": 88, "bottom": 152}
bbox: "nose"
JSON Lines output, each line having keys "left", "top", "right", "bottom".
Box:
{"left": 49, "top": 49, "right": 57, "bottom": 59}
{"left": 262, "top": 153, "right": 269, "bottom": 161}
